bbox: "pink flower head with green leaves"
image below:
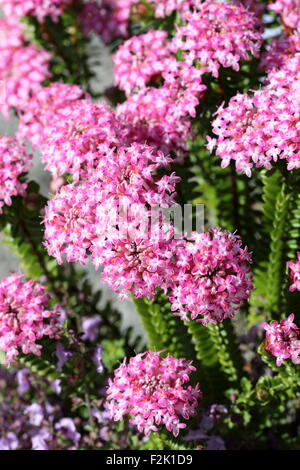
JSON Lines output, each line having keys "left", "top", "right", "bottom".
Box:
{"left": 107, "top": 351, "right": 200, "bottom": 436}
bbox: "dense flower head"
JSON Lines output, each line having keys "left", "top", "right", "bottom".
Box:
{"left": 147, "top": 0, "right": 192, "bottom": 18}
{"left": 265, "top": 53, "right": 300, "bottom": 90}
{"left": 43, "top": 181, "right": 104, "bottom": 265}
{"left": 90, "top": 143, "right": 180, "bottom": 207}
{"left": 0, "top": 44, "right": 52, "bottom": 118}
{"left": 107, "top": 351, "right": 200, "bottom": 436}
{"left": 269, "top": 0, "right": 300, "bottom": 32}
{"left": 0, "top": 15, "right": 24, "bottom": 52}
{"left": 17, "top": 83, "right": 86, "bottom": 148}
{"left": 263, "top": 314, "right": 300, "bottom": 366}
{"left": 79, "top": 0, "right": 136, "bottom": 43}
{"left": 208, "top": 59, "right": 300, "bottom": 175}
{"left": 41, "top": 100, "right": 121, "bottom": 181}
{"left": 0, "top": 0, "right": 73, "bottom": 22}
{"left": 172, "top": 0, "right": 263, "bottom": 77}
{"left": 116, "top": 59, "right": 206, "bottom": 157}
{"left": 162, "top": 61, "right": 207, "bottom": 118}
{"left": 168, "top": 228, "right": 253, "bottom": 325}
{"left": 0, "top": 274, "right": 61, "bottom": 363}
{"left": 145, "top": 0, "right": 265, "bottom": 22}
{"left": 43, "top": 141, "right": 180, "bottom": 270}
{"left": 288, "top": 253, "right": 300, "bottom": 292}
{"left": 113, "top": 30, "right": 173, "bottom": 95}
{"left": 234, "top": 0, "right": 265, "bottom": 24}
{"left": 91, "top": 222, "right": 178, "bottom": 299}
{"left": 260, "top": 33, "right": 300, "bottom": 72}
{"left": 117, "top": 86, "right": 194, "bottom": 157}
{"left": 0, "top": 136, "right": 33, "bottom": 214}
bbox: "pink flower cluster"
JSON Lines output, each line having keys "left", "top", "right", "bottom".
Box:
{"left": 116, "top": 61, "right": 206, "bottom": 157}
{"left": 111, "top": 20, "right": 210, "bottom": 156}
{"left": 17, "top": 83, "right": 87, "bottom": 149}
{"left": 40, "top": 100, "right": 120, "bottom": 182}
{"left": 1, "top": 0, "right": 72, "bottom": 22}
{"left": 0, "top": 274, "right": 61, "bottom": 363}
{"left": 44, "top": 177, "right": 253, "bottom": 317}
{"left": 288, "top": 253, "right": 300, "bottom": 292}
{"left": 43, "top": 181, "right": 102, "bottom": 265}
{"left": 169, "top": 229, "right": 253, "bottom": 325}
{"left": 208, "top": 54, "right": 300, "bottom": 176}
{"left": 263, "top": 314, "right": 300, "bottom": 366}
{"left": 39, "top": 79, "right": 201, "bottom": 180}
{"left": 88, "top": 143, "right": 179, "bottom": 207}
{"left": 0, "top": 16, "right": 51, "bottom": 117}
{"left": 270, "top": 0, "right": 300, "bottom": 32}
{"left": 0, "top": 15, "right": 24, "bottom": 52}
{"left": 172, "top": 1, "right": 263, "bottom": 77}
{"left": 147, "top": 0, "right": 191, "bottom": 18}
{"left": 91, "top": 225, "right": 178, "bottom": 300}
{"left": 107, "top": 351, "right": 200, "bottom": 436}
{"left": 79, "top": 0, "right": 136, "bottom": 44}
{"left": 0, "top": 137, "right": 33, "bottom": 214}
{"left": 261, "top": 31, "right": 300, "bottom": 72}
{"left": 114, "top": 30, "right": 173, "bottom": 95}
{"left": 116, "top": 87, "right": 192, "bottom": 158}
{"left": 43, "top": 143, "right": 179, "bottom": 270}
{"left": 144, "top": 0, "right": 265, "bottom": 23}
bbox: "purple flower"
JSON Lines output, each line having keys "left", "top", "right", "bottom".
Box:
{"left": 31, "top": 429, "right": 51, "bottom": 450}
{"left": 206, "top": 436, "right": 226, "bottom": 451}
{"left": 55, "top": 418, "right": 81, "bottom": 447}
{"left": 0, "top": 432, "right": 19, "bottom": 450}
{"left": 92, "top": 345, "right": 104, "bottom": 373}
{"left": 16, "top": 368, "right": 30, "bottom": 395}
{"left": 50, "top": 379, "right": 62, "bottom": 395}
{"left": 24, "top": 403, "right": 44, "bottom": 427}
{"left": 82, "top": 316, "right": 101, "bottom": 342}
{"left": 55, "top": 343, "right": 72, "bottom": 371}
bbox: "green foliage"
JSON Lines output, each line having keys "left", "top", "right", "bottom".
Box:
{"left": 102, "top": 339, "right": 126, "bottom": 372}
{"left": 21, "top": 6, "right": 93, "bottom": 91}
{"left": 141, "top": 432, "right": 193, "bottom": 450}
{"left": 133, "top": 293, "right": 196, "bottom": 361}
{"left": 19, "top": 353, "right": 60, "bottom": 381}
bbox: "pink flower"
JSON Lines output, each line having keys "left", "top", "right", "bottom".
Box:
{"left": 148, "top": 0, "right": 192, "bottom": 18}
{"left": 43, "top": 181, "right": 103, "bottom": 265}
{"left": 117, "top": 85, "right": 195, "bottom": 158}
{"left": 79, "top": 0, "right": 136, "bottom": 43}
{"left": 0, "top": 44, "right": 51, "bottom": 118}
{"left": 261, "top": 32, "right": 300, "bottom": 72}
{"left": 107, "top": 351, "right": 200, "bottom": 437}
{"left": 43, "top": 143, "right": 180, "bottom": 269}
{"left": 172, "top": 0, "right": 263, "bottom": 77}
{"left": 288, "top": 253, "right": 300, "bottom": 292}
{"left": 41, "top": 100, "right": 121, "bottom": 182}
{"left": 113, "top": 30, "right": 173, "bottom": 95}
{"left": 116, "top": 60, "right": 206, "bottom": 158}
{"left": 0, "top": 15, "right": 24, "bottom": 52}
{"left": 1, "top": 0, "right": 73, "bottom": 22}
{"left": 168, "top": 228, "right": 253, "bottom": 324}
{"left": 162, "top": 61, "right": 207, "bottom": 119}
{"left": 269, "top": 0, "right": 300, "bottom": 32}
{"left": 17, "top": 83, "right": 87, "bottom": 149}
{"left": 0, "top": 136, "right": 33, "bottom": 213}
{"left": 209, "top": 57, "right": 300, "bottom": 175}
{"left": 90, "top": 143, "right": 180, "bottom": 207}
{"left": 262, "top": 314, "right": 300, "bottom": 366}
{"left": 91, "top": 225, "right": 178, "bottom": 300}
{"left": 0, "top": 274, "right": 61, "bottom": 363}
